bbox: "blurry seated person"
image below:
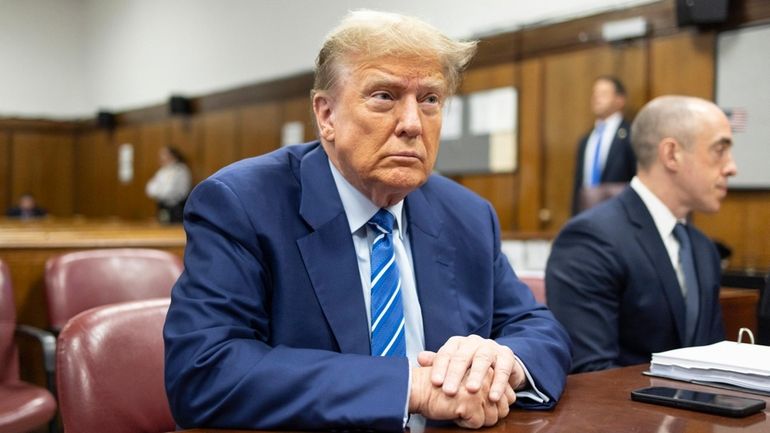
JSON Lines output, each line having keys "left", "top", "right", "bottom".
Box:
{"left": 547, "top": 96, "right": 736, "bottom": 373}
{"left": 163, "top": 10, "right": 571, "bottom": 432}
{"left": 6, "top": 193, "right": 47, "bottom": 219}
{"left": 145, "top": 146, "right": 192, "bottom": 223}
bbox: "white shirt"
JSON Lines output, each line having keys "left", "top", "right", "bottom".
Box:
{"left": 583, "top": 111, "right": 624, "bottom": 187}
{"left": 630, "top": 177, "right": 688, "bottom": 295}
{"left": 145, "top": 162, "right": 192, "bottom": 206}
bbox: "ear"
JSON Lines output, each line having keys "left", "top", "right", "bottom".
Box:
{"left": 312, "top": 91, "right": 336, "bottom": 142}
{"left": 659, "top": 137, "right": 682, "bottom": 172}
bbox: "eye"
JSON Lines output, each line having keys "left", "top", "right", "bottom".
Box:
{"left": 422, "top": 94, "right": 440, "bottom": 105}
{"left": 372, "top": 92, "right": 393, "bottom": 101}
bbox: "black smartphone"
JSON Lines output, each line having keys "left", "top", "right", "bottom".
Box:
{"left": 631, "top": 386, "right": 766, "bottom": 418}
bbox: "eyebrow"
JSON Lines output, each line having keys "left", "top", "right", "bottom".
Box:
{"left": 712, "top": 137, "right": 733, "bottom": 147}
{"left": 362, "top": 73, "right": 447, "bottom": 95}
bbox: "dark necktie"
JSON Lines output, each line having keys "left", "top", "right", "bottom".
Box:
{"left": 367, "top": 209, "right": 406, "bottom": 357}
{"left": 673, "top": 223, "right": 700, "bottom": 345}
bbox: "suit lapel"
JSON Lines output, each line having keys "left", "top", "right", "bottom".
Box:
{"left": 405, "top": 187, "right": 463, "bottom": 351}
{"left": 620, "top": 189, "right": 687, "bottom": 344}
{"left": 296, "top": 145, "right": 370, "bottom": 355}
{"left": 601, "top": 121, "right": 629, "bottom": 182}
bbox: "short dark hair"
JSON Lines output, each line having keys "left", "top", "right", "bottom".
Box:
{"left": 596, "top": 75, "right": 626, "bottom": 97}
{"left": 165, "top": 146, "right": 187, "bottom": 164}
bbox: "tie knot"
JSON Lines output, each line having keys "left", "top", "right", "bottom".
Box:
{"left": 368, "top": 209, "right": 395, "bottom": 234}
{"left": 595, "top": 121, "right": 606, "bottom": 134}
{"left": 673, "top": 223, "right": 689, "bottom": 245}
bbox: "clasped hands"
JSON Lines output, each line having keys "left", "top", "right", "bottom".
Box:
{"left": 408, "top": 335, "right": 526, "bottom": 428}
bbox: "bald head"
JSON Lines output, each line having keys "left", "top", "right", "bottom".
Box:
{"left": 631, "top": 96, "right": 724, "bottom": 170}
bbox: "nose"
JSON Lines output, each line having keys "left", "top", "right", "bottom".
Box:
{"left": 395, "top": 97, "right": 422, "bottom": 138}
{"left": 723, "top": 150, "right": 738, "bottom": 177}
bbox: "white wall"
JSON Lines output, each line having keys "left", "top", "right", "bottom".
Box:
{"left": 0, "top": 0, "right": 89, "bottom": 118}
{"left": 1, "top": 0, "right": 656, "bottom": 118}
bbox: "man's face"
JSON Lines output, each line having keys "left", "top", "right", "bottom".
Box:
{"left": 590, "top": 79, "right": 624, "bottom": 120}
{"left": 314, "top": 55, "right": 446, "bottom": 207}
{"left": 677, "top": 106, "right": 737, "bottom": 214}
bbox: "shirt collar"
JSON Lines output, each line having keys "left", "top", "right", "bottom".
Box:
{"left": 328, "top": 159, "right": 406, "bottom": 239}
{"left": 630, "top": 176, "right": 684, "bottom": 238}
{"left": 596, "top": 111, "right": 622, "bottom": 130}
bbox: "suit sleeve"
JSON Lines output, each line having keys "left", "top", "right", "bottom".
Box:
{"left": 486, "top": 203, "right": 572, "bottom": 408}
{"left": 545, "top": 218, "right": 625, "bottom": 373}
{"left": 163, "top": 178, "right": 408, "bottom": 432}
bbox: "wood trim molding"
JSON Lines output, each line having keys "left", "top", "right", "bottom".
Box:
{"left": 8, "top": 0, "right": 770, "bottom": 130}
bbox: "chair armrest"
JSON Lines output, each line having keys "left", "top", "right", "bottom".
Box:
{"left": 16, "top": 324, "right": 57, "bottom": 396}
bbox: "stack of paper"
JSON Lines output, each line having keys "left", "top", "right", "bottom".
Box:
{"left": 649, "top": 341, "right": 770, "bottom": 394}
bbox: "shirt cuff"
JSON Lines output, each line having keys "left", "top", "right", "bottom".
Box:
{"left": 512, "top": 354, "right": 550, "bottom": 404}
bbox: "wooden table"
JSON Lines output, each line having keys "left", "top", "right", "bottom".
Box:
{"left": 173, "top": 364, "right": 769, "bottom": 433}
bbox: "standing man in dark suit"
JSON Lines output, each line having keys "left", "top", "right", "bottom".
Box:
{"left": 164, "top": 10, "right": 570, "bottom": 432}
{"left": 547, "top": 95, "right": 736, "bottom": 373}
{"left": 571, "top": 76, "right": 636, "bottom": 214}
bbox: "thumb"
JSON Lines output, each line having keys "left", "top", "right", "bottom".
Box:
{"left": 417, "top": 350, "right": 437, "bottom": 366}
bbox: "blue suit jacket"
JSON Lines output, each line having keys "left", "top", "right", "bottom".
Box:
{"left": 164, "top": 142, "right": 571, "bottom": 431}
{"left": 571, "top": 119, "right": 636, "bottom": 214}
{"left": 547, "top": 187, "right": 724, "bottom": 373}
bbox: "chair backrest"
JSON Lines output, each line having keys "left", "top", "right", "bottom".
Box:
{"left": 45, "top": 248, "right": 183, "bottom": 330}
{"left": 577, "top": 182, "right": 627, "bottom": 213}
{"left": 519, "top": 274, "right": 546, "bottom": 305}
{"left": 56, "top": 298, "right": 175, "bottom": 433}
{"left": 0, "top": 259, "right": 20, "bottom": 382}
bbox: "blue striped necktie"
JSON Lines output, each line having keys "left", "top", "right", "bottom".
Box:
{"left": 367, "top": 209, "right": 406, "bottom": 357}
{"left": 589, "top": 121, "right": 607, "bottom": 186}
{"left": 673, "top": 223, "right": 700, "bottom": 345}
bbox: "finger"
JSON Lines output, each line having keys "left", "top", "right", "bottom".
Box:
{"left": 488, "top": 348, "right": 515, "bottom": 402}
{"left": 464, "top": 344, "right": 496, "bottom": 394}
{"left": 430, "top": 337, "right": 461, "bottom": 388}
{"left": 455, "top": 404, "right": 485, "bottom": 430}
{"left": 441, "top": 338, "right": 481, "bottom": 395}
{"left": 483, "top": 395, "right": 500, "bottom": 427}
{"left": 495, "top": 391, "right": 510, "bottom": 423}
{"left": 417, "top": 350, "right": 436, "bottom": 367}
{"left": 504, "top": 384, "right": 516, "bottom": 406}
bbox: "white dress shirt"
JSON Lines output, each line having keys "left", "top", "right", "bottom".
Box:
{"left": 630, "top": 177, "right": 688, "bottom": 295}
{"left": 145, "top": 162, "right": 192, "bottom": 206}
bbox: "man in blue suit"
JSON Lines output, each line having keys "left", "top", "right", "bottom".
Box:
{"left": 547, "top": 95, "right": 737, "bottom": 373}
{"left": 571, "top": 76, "right": 636, "bottom": 215}
{"left": 164, "top": 10, "right": 571, "bottom": 432}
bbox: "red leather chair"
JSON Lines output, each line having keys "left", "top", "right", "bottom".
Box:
{"left": 56, "top": 298, "right": 175, "bottom": 433}
{"left": 0, "top": 259, "right": 57, "bottom": 433}
{"left": 44, "top": 248, "right": 183, "bottom": 331}
{"left": 519, "top": 273, "right": 547, "bottom": 305}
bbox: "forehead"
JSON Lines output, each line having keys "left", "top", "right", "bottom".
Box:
{"left": 342, "top": 54, "right": 446, "bottom": 88}
{"left": 593, "top": 79, "right": 616, "bottom": 94}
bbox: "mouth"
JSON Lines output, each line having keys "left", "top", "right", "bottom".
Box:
{"left": 386, "top": 152, "right": 424, "bottom": 162}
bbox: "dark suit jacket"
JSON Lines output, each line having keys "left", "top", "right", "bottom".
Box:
{"left": 571, "top": 119, "right": 636, "bottom": 214}
{"left": 163, "top": 142, "right": 571, "bottom": 431}
{"left": 546, "top": 187, "right": 724, "bottom": 373}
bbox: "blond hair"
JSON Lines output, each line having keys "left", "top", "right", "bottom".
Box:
{"left": 313, "top": 10, "right": 477, "bottom": 96}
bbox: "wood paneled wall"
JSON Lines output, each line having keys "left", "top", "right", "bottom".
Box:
{"left": 2, "top": 1, "right": 768, "bottom": 272}
{"left": 6, "top": 129, "right": 75, "bottom": 216}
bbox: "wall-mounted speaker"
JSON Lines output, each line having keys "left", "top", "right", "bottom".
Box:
{"left": 169, "top": 96, "right": 193, "bottom": 115}
{"left": 97, "top": 111, "right": 116, "bottom": 129}
{"left": 677, "top": 0, "right": 730, "bottom": 26}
